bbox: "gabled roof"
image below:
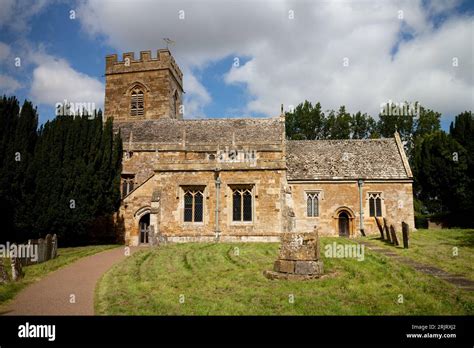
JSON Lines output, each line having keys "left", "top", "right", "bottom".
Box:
{"left": 114, "top": 117, "right": 283, "bottom": 145}
{"left": 286, "top": 137, "right": 412, "bottom": 181}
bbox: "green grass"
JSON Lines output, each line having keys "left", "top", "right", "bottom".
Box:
{"left": 0, "top": 244, "right": 118, "bottom": 306}
{"left": 362, "top": 229, "right": 474, "bottom": 281}
{"left": 96, "top": 238, "right": 474, "bottom": 315}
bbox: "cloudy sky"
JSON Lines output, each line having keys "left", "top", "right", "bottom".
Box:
{"left": 0, "top": 0, "right": 472, "bottom": 128}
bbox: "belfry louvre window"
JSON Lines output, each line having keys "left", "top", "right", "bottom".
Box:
{"left": 369, "top": 193, "right": 382, "bottom": 217}
{"left": 306, "top": 192, "right": 320, "bottom": 217}
{"left": 183, "top": 187, "right": 204, "bottom": 223}
{"left": 130, "top": 88, "right": 144, "bottom": 116}
{"left": 232, "top": 186, "right": 253, "bottom": 222}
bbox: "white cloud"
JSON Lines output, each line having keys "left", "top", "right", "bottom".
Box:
{"left": 29, "top": 53, "right": 104, "bottom": 110}
{"left": 77, "top": 0, "right": 473, "bottom": 118}
{"left": 0, "top": 42, "right": 11, "bottom": 60}
{"left": 0, "top": 0, "right": 54, "bottom": 32}
{"left": 0, "top": 74, "right": 21, "bottom": 94}
{"left": 183, "top": 69, "right": 211, "bottom": 118}
{"left": 0, "top": 42, "right": 22, "bottom": 94}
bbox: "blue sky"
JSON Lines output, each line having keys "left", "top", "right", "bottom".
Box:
{"left": 0, "top": 0, "right": 473, "bottom": 129}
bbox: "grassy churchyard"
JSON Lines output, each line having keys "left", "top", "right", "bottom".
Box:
{"left": 95, "top": 229, "right": 474, "bottom": 315}
{"left": 0, "top": 245, "right": 118, "bottom": 306}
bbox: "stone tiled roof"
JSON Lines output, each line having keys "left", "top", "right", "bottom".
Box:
{"left": 114, "top": 117, "right": 283, "bottom": 145}
{"left": 286, "top": 138, "right": 411, "bottom": 180}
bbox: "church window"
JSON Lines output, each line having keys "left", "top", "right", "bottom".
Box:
{"left": 306, "top": 192, "right": 320, "bottom": 217}
{"left": 183, "top": 187, "right": 204, "bottom": 223}
{"left": 121, "top": 175, "right": 135, "bottom": 198}
{"left": 232, "top": 186, "right": 253, "bottom": 222}
{"left": 368, "top": 193, "right": 382, "bottom": 217}
{"left": 130, "top": 88, "right": 144, "bottom": 116}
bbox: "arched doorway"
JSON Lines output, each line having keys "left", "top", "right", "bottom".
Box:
{"left": 139, "top": 213, "right": 150, "bottom": 244}
{"left": 338, "top": 211, "right": 350, "bottom": 237}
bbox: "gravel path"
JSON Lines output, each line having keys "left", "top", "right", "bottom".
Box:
{"left": 2, "top": 246, "right": 138, "bottom": 315}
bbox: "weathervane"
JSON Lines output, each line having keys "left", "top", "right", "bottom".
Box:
{"left": 163, "top": 38, "right": 175, "bottom": 49}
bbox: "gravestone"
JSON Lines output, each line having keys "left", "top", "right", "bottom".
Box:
{"left": 11, "top": 254, "right": 24, "bottom": 281}
{"left": 0, "top": 262, "right": 10, "bottom": 284}
{"left": 401, "top": 222, "right": 409, "bottom": 249}
{"left": 45, "top": 234, "right": 52, "bottom": 261}
{"left": 389, "top": 225, "right": 399, "bottom": 246}
{"left": 264, "top": 226, "right": 324, "bottom": 280}
{"left": 51, "top": 234, "right": 58, "bottom": 259}
{"left": 383, "top": 218, "right": 392, "bottom": 243}
{"left": 374, "top": 217, "right": 384, "bottom": 239}
{"left": 37, "top": 238, "right": 45, "bottom": 263}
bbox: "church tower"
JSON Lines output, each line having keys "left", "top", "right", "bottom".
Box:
{"left": 104, "top": 49, "right": 184, "bottom": 121}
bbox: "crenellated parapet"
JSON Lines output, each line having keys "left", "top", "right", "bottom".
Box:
{"left": 105, "top": 49, "right": 183, "bottom": 89}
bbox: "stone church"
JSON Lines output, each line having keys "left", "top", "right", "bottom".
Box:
{"left": 104, "top": 49, "right": 415, "bottom": 246}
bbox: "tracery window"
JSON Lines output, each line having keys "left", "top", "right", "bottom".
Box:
{"left": 306, "top": 192, "right": 320, "bottom": 217}
{"left": 183, "top": 187, "right": 204, "bottom": 223}
{"left": 232, "top": 186, "right": 253, "bottom": 222}
{"left": 121, "top": 175, "right": 135, "bottom": 198}
{"left": 369, "top": 192, "right": 382, "bottom": 217}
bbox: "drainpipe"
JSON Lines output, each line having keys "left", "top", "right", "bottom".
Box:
{"left": 215, "top": 171, "right": 221, "bottom": 241}
{"left": 358, "top": 179, "right": 365, "bottom": 236}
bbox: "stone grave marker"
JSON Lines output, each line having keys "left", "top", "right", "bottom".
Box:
{"left": 45, "top": 234, "right": 52, "bottom": 261}
{"left": 11, "top": 251, "right": 24, "bottom": 281}
{"left": 51, "top": 234, "right": 58, "bottom": 259}
{"left": 389, "top": 225, "right": 399, "bottom": 246}
{"left": 0, "top": 262, "right": 10, "bottom": 284}
{"left": 383, "top": 218, "right": 392, "bottom": 244}
{"left": 402, "top": 222, "right": 409, "bottom": 249}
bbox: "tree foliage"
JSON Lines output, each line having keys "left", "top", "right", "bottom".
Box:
{"left": 0, "top": 96, "right": 122, "bottom": 245}
{"left": 285, "top": 100, "right": 473, "bottom": 227}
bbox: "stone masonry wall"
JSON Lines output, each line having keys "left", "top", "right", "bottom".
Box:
{"left": 289, "top": 181, "right": 415, "bottom": 237}
{"left": 104, "top": 50, "right": 183, "bottom": 122}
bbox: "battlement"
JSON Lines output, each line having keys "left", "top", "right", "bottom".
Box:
{"left": 105, "top": 49, "right": 183, "bottom": 85}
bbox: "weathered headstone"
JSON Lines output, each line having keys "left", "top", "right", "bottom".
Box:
{"left": 45, "top": 234, "right": 52, "bottom": 261}
{"left": 37, "top": 238, "right": 45, "bottom": 263}
{"left": 374, "top": 217, "right": 384, "bottom": 239}
{"left": 264, "top": 226, "right": 324, "bottom": 280}
{"left": 0, "top": 262, "right": 10, "bottom": 284}
{"left": 383, "top": 218, "right": 392, "bottom": 244}
{"left": 389, "top": 225, "right": 399, "bottom": 246}
{"left": 51, "top": 234, "right": 58, "bottom": 259}
{"left": 11, "top": 254, "right": 24, "bottom": 281}
{"left": 401, "top": 222, "right": 409, "bottom": 249}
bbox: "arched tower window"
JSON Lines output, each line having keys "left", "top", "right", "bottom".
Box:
{"left": 130, "top": 88, "right": 144, "bottom": 116}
